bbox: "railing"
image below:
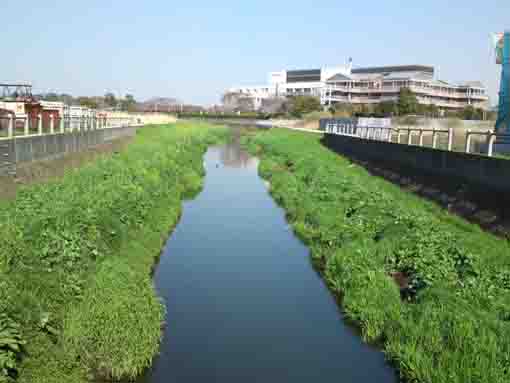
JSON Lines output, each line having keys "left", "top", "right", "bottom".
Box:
{"left": 324, "top": 84, "right": 488, "bottom": 100}
{"left": 324, "top": 121, "right": 507, "bottom": 157}
{"left": 0, "top": 114, "right": 139, "bottom": 140}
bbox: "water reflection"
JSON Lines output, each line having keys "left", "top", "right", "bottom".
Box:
{"left": 219, "top": 142, "right": 257, "bottom": 168}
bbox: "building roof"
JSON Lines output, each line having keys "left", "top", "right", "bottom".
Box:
{"left": 351, "top": 65, "right": 434, "bottom": 75}
{"left": 458, "top": 81, "right": 485, "bottom": 88}
{"left": 327, "top": 70, "right": 431, "bottom": 82}
{"left": 327, "top": 73, "right": 353, "bottom": 82}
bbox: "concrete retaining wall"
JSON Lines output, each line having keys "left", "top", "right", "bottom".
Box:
{"left": 323, "top": 133, "right": 510, "bottom": 194}
{"left": 0, "top": 126, "right": 138, "bottom": 176}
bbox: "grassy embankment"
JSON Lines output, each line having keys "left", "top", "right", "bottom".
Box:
{"left": 245, "top": 128, "right": 510, "bottom": 383}
{"left": 0, "top": 123, "right": 227, "bottom": 383}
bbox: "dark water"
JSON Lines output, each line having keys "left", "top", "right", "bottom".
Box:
{"left": 138, "top": 141, "right": 397, "bottom": 383}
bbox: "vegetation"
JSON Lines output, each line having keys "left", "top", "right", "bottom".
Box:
{"left": 288, "top": 96, "right": 322, "bottom": 118}
{"left": 0, "top": 123, "right": 227, "bottom": 382}
{"left": 178, "top": 111, "right": 273, "bottom": 120}
{"left": 244, "top": 128, "right": 510, "bottom": 383}
{"left": 397, "top": 88, "right": 419, "bottom": 116}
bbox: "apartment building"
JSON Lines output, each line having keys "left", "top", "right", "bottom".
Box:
{"left": 322, "top": 65, "right": 489, "bottom": 110}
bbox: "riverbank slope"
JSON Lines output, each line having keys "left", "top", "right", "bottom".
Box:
{"left": 0, "top": 123, "right": 227, "bottom": 382}
{"left": 244, "top": 128, "right": 510, "bottom": 383}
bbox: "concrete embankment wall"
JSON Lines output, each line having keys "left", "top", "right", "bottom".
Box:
{"left": 0, "top": 126, "right": 138, "bottom": 175}
{"left": 323, "top": 133, "right": 510, "bottom": 194}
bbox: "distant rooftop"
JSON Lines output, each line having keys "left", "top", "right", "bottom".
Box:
{"left": 351, "top": 65, "right": 434, "bottom": 75}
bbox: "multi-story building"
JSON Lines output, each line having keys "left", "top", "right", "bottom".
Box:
{"left": 227, "top": 64, "right": 352, "bottom": 109}
{"left": 228, "top": 63, "right": 489, "bottom": 111}
{"left": 322, "top": 65, "right": 489, "bottom": 110}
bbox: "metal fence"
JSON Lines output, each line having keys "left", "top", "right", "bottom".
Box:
{"left": 323, "top": 120, "right": 510, "bottom": 158}
{"left": 0, "top": 114, "right": 139, "bottom": 140}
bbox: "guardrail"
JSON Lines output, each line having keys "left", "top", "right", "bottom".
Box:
{"left": 0, "top": 115, "right": 138, "bottom": 140}
{"left": 324, "top": 121, "right": 508, "bottom": 157}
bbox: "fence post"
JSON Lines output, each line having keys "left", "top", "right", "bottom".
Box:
{"left": 418, "top": 129, "right": 424, "bottom": 146}
{"left": 60, "top": 116, "right": 65, "bottom": 133}
{"left": 49, "top": 115, "right": 54, "bottom": 134}
{"left": 38, "top": 114, "right": 43, "bottom": 135}
{"left": 397, "top": 129, "right": 402, "bottom": 144}
{"left": 432, "top": 128, "right": 438, "bottom": 149}
{"left": 24, "top": 116, "right": 29, "bottom": 136}
{"left": 448, "top": 128, "right": 453, "bottom": 151}
{"left": 7, "top": 116, "right": 14, "bottom": 138}
{"left": 407, "top": 129, "right": 413, "bottom": 145}
{"left": 465, "top": 130, "right": 472, "bottom": 153}
{"left": 488, "top": 134, "right": 497, "bottom": 157}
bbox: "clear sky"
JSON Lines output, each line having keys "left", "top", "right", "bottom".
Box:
{"left": 2, "top": 0, "right": 508, "bottom": 106}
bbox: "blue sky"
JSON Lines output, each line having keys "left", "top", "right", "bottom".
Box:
{"left": 1, "top": 0, "right": 508, "bottom": 105}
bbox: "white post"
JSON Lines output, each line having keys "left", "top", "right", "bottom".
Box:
{"left": 38, "top": 114, "right": 43, "bottom": 135}
{"left": 432, "top": 129, "right": 438, "bottom": 149}
{"left": 24, "top": 116, "right": 29, "bottom": 136}
{"left": 397, "top": 129, "right": 402, "bottom": 144}
{"left": 488, "top": 134, "right": 497, "bottom": 157}
{"left": 7, "top": 115, "right": 14, "bottom": 138}
{"left": 418, "top": 129, "right": 424, "bottom": 146}
{"left": 465, "top": 130, "right": 472, "bottom": 153}
{"left": 448, "top": 128, "right": 453, "bottom": 151}
{"left": 407, "top": 129, "right": 413, "bottom": 145}
{"left": 387, "top": 128, "right": 393, "bottom": 142}
{"left": 60, "top": 116, "right": 65, "bottom": 133}
{"left": 50, "top": 115, "right": 55, "bottom": 134}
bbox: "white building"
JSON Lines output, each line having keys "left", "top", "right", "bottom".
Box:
{"left": 322, "top": 65, "right": 489, "bottom": 110}
{"left": 228, "top": 64, "right": 352, "bottom": 109}
{"left": 228, "top": 63, "right": 489, "bottom": 111}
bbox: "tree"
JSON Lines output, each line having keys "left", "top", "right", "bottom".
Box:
{"left": 222, "top": 92, "right": 255, "bottom": 112}
{"left": 77, "top": 97, "right": 98, "bottom": 109}
{"left": 334, "top": 103, "right": 354, "bottom": 118}
{"left": 398, "top": 88, "right": 418, "bottom": 115}
{"left": 289, "top": 96, "right": 322, "bottom": 117}
{"left": 425, "top": 104, "right": 439, "bottom": 118}
{"left": 42, "top": 93, "right": 60, "bottom": 102}
{"left": 104, "top": 92, "right": 117, "bottom": 108}
{"left": 259, "top": 97, "right": 288, "bottom": 114}
{"left": 375, "top": 101, "right": 399, "bottom": 117}
{"left": 121, "top": 94, "right": 137, "bottom": 112}
{"left": 458, "top": 105, "right": 484, "bottom": 120}
{"left": 355, "top": 103, "right": 375, "bottom": 117}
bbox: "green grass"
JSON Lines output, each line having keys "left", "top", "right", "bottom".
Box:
{"left": 0, "top": 122, "right": 227, "bottom": 382}
{"left": 244, "top": 128, "right": 510, "bottom": 383}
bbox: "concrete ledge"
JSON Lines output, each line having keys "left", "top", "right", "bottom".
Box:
{"left": 323, "top": 133, "right": 510, "bottom": 194}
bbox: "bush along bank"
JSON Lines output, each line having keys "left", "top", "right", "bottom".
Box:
{"left": 244, "top": 128, "right": 510, "bottom": 383}
{"left": 0, "top": 123, "right": 228, "bottom": 383}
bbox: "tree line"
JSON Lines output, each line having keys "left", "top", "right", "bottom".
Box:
{"left": 223, "top": 88, "right": 494, "bottom": 121}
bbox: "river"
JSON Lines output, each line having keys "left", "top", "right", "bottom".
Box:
{"left": 137, "top": 139, "right": 397, "bottom": 382}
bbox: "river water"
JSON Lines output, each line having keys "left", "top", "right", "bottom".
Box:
{"left": 137, "top": 141, "right": 396, "bottom": 383}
